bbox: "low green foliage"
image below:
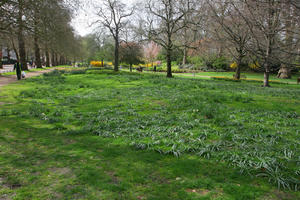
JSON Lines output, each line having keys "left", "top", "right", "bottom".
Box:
{"left": 0, "top": 69, "right": 299, "bottom": 199}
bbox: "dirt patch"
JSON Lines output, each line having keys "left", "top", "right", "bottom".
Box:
{"left": 212, "top": 188, "right": 224, "bottom": 199}
{"left": 273, "top": 190, "right": 295, "bottom": 200}
{"left": 63, "top": 139, "right": 77, "bottom": 145}
{"left": 0, "top": 194, "right": 14, "bottom": 200}
{"left": 152, "top": 100, "right": 167, "bottom": 106}
{"left": 0, "top": 69, "right": 53, "bottom": 89}
{"left": 186, "top": 189, "right": 210, "bottom": 196}
{"left": 149, "top": 172, "right": 170, "bottom": 184}
{"left": 49, "top": 167, "right": 72, "bottom": 176}
{"left": 0, "top": 177, "right": 9, "bottom": 189}
{"left": 0, "top": 177, "right": 22, "bottom": 190}
{"left": 106, "top": 171, "right": 119, "bottom": 185}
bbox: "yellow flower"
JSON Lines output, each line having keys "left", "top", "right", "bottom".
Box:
{"left": 90, "top": 61, "right": 104, "bottom": 67}
{"left": 230, "top": 62, "right": 238, "bottom": 69}
{"left": 249, "top": 61, "right": 260, "bottom": 69}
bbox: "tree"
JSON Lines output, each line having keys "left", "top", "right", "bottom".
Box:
{"left": 207, "top": 0, "right": 250, "bottom": 80}
{"left": 1, "top": 0, "right": 81, "bottom": 70}
{"left": 17, "top": 0, "right": 29, "bottom": 70}
{"left": 145, "top": 0, "right": 194, "bottom": 77}
{"left": 0, "top": 43, "right": 2, "bottom": 69}
{"left": 143, "top": 41, "right": 161, "bottom": 68}
{"left": 94, "top": 0, "right": 134, "bottom": 71}
{"left": 120, "top": 42, "right": 143, "bottom": 72}
{"left": 236, "top": 0, "right": 297, "bottom": 86}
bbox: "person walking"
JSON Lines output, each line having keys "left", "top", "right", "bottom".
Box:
{"left": 14, "top": 60, "right": 22, "bottom": 80}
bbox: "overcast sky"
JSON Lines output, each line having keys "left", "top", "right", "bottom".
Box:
{"left": 71, "top": 0, "right": 138, "bottom": 36}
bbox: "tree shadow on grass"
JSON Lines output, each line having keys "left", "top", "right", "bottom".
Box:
{"left": 0, "top": 117, "right": 297, "bottom": 200}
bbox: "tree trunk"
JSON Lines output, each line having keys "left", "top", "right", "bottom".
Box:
{"left": 45, "top": 44, "right": 50, "bottom": 67}
{"left": 51, "top": 51, "right": 55, "bottom": 67}
{"left": 60, "top": 55, "right": 65, "bottom": 65}
{"left": 0, "top": 47, "right": 3, "bottom": 69}
{"left": 130, "top": 64, "right": 132, "bottom": 72}
{"left": 218, "top": 45, "right": 224, "bottom": 57}
{"left": 66, "top": 57, "right": 70, "bottom": 65}
{"left": 263, "top": 64, "right": 271, "bottom": 87}
{"left": 6, "top": 48, "right": 10, "bottom": 60}
{"left": 114, "top": 35, "right": 119, "bottom": 71}
{"left": 59, "top": 55, "right": 62, "bottom": 65}
{"left": 18, "top": 25, "right": 27, "bottom": 70}
{"left": 33, "top": 14, "right": 42, "bottom": 68}
{"left": 10, "top": 36, "right": 19, "bottom": 61}
{"left": 54, "top": 53, "right": 58, "bottom": 66}
{"left": 34, "top": 36, "right": 42, "bottom": 68}
{"left": 17, "top": 2, "right": 28, "bottom": 70}
{"left": 235, "top": 65, "right": 241, "bottom": 80}
{"left": 182, "top": 46, "right": 187, "bottom": 65}
{"left": 277, "top": 65, "right": 291, "bottom": 79}
{"left": 234, "top": 56, "right": 242, "bottom": 80}
{"left": 166, "top": 48, "right": 172, "bottom": 78}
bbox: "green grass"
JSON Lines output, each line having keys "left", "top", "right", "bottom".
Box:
{"left": 0, "top": 65, "right": 72, "bottom": 75}
{"left": 174, "top": 72, "right": 300, "bottom": 84}
{"left": 0, "top": 69, "right": 299, "bottom": 199}
{"left": 132, "top": 69, "right": 300, "bottom": 84}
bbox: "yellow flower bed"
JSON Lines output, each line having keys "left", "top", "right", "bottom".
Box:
{"left": 90, "top": 61, "right": 103, "bottom": 67}
{"left": 90, "top": 61, "right": 113, "bottom": 67}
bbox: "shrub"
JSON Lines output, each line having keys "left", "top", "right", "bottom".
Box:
{"left": 212, "top": 56, "right": 229, "bottom": 70}
{"left": 189, "top": 56, "right": 205, "bottom": 68}
{"left": 249, "top": 61, "right": 261, "bottom": 70}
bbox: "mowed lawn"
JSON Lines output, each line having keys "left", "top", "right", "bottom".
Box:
{"left": 174, "top": 71, "right": 300, "bottom": 84}
{"left": 0, "top": 69, "right": 299, "bottom": 200}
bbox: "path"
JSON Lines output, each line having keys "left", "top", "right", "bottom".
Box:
{"left": 0, "top": 69, "right": 53, "bottom": 89}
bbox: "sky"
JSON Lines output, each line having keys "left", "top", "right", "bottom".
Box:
{"left": 71, "top": 0, "right": 138, "bottom": 37}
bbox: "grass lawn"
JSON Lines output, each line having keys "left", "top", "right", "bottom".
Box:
{"left": 0, "top": 69, "right": 299, "bottom": 199}
{"left": 0, "top": 65, "right": 73, "bottom": 76}
{"left": 132, "top": 69, "right": 300, "bottom": 84}
{"left": 174, "top": 72, "right": 300, "bottom": 84}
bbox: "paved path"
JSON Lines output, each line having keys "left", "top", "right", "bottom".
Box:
{"left": 0, "top": 69, "right": 53, "bottom": 89}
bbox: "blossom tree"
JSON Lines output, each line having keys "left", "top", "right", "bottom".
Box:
{"left": 143, "top": 41, "right": 161, "bottom": 67}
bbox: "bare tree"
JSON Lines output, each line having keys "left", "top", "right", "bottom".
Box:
{"left": 207, "top": 0, "right": 250, "bottom": 80}
{"left": 94, "top": 0, "right": 134, "bottom": 71}
{"left": 145, "top": 0, "right": 194, "bottom": 77}
{"left": 236, "top": 0, "right": 297, "bottom": 87}
{"left": 0, "top": 42, "right": 2, "bottom": 69}
{"left": 176, "top": 1, "right": 205, "bottom": 66}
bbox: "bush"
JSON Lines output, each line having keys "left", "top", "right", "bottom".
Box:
{"left": 189, "top": 56, "right": 205, "bottom": 68}
{"left": 188, "top": 55, "right": 229, "bottom": 71}
{"left": 212, "top": 56, "right": 229, "bottom": 70}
